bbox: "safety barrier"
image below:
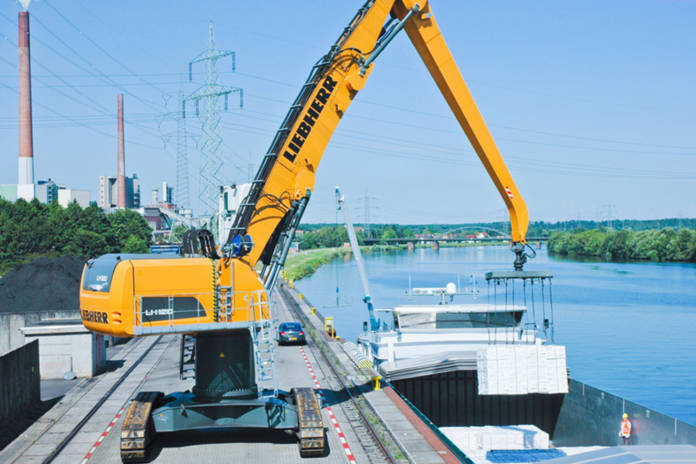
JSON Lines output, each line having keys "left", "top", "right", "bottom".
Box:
{"left": 342, "top": 341, "right": 374, "bottom": 369}
{"left": 0, "top": 340, "right": 40, "bottom": 425}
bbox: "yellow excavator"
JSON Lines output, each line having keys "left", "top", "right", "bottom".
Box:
{"left": 80, "top": 1, "right": 533, "bottom": 461}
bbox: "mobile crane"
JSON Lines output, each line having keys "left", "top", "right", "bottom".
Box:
{"left": 80, "top": 1, "right": 533, "bottom": 461}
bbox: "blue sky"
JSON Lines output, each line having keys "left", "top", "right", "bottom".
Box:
{"left": 1, "top": 1, "right": 695, "bottom": 224}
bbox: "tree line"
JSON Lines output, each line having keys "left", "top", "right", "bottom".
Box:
{"left": 548, "top": 228, "right": 696, "bottom": 262}
{"left": 0, "top": 198, "right": 152, "bottom": 274}
{"left": 297, "top": 225, "right": 418, "bottom": 249}
{"left": 298, "top": 226, "right": 350, "bottom": 249}
{"left": 300, "top": 218, "right": 696, "bottom": 239}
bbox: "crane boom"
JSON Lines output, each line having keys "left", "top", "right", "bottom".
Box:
{"left": 225, "top": 0, "right": 530, "bottom": 274}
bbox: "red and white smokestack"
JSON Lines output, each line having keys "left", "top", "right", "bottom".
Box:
{"left": 117, "top": 93, "right": 126, "bottom": 208}
{"left": 17, "top": 11, "right": 35, "bottom": 200}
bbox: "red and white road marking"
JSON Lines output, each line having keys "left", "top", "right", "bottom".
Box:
{"left": 81, "top": 338, "right": 169, "bottom": 463}
{"left": 81, "top": 405, "right": 126, "bottom": 463}
{"left": 300, "top": 346, "right": 357, "bottom": 463}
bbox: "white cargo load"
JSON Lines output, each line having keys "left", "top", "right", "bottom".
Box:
{"left": 439, "top": 424, "right": 549, "bottom": 451}
{"left": 476, "top": 344, "right": 568, "bottom": 395}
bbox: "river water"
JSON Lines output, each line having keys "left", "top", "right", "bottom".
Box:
{"left": 293, "top": 245, "right": 696, "bottom": 426}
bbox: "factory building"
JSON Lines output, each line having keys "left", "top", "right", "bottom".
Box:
{"left": 35, "top": 179, "right": 58, "bottom": 204}
{"left": 161, "top": 181, "right": 173, "bottom": 204}
{"left": 0, "top": 179, "right": 89, "bottom": 207}
{"left": 57, "top": 188, "right": 90, "bottom": 208}
{"left": 99, "top": 174, "right": 140, "bottom": 210}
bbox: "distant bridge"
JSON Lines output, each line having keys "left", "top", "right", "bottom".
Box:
{"left": 448, "top": 226, "right": 509, "bottom": 237}
{"left": 361, "top": 236, "right": 548, "bottom": 248}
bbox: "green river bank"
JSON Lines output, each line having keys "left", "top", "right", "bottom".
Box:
{"left": 283, "top": 241, "right": 503, "bottom": 282}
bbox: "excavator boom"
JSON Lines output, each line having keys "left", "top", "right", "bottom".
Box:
{"left": 227, "top": 0, "right": 528, "bottom": 277}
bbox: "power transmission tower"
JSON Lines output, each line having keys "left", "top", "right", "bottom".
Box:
{"left": 175, "top": 92, "right": 190, "bottom": 209}
{"left": 158, "top": 92, "right": 195, "bottom": 211}
{"left": 605, "top": 203, "right": 616, "bottom": 229}
{"left": 183, "top": 22, "right": 243, "bottom": 217}
{"left": 358, "top": 191, "right": 378, "bottom": 239}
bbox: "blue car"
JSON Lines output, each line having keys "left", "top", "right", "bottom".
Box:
{"left": 278, "top": 322, "right": 306, "bottom": 345}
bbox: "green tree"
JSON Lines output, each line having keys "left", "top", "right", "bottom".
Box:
{"left": 605, "top": 230, "right": 630, "bottom": 260}
{"left": 0, "top": 198, "right": 156, "bottom": 276}
{"left": 67, "top": 229, "right": 108, "bottom": 258}
{"left": 109, "top": 209, "right": 152, "bottom": 251}
{"left": 687, "top": 232, "right": 696, "bottom": 262}
{"left": 674, "top": 229, "right": 692, "bottom": 261}
{"left": 584, "top": 230, "right": 608, "bottom": 256}
{"left": 381, "top": 227, "right": 397, "bottom": 243}
{"left": 122, "top": 235, "right": 149, "bottom": 253}
{"left": 654, "top": 228, "right": 677, "bottom": 261}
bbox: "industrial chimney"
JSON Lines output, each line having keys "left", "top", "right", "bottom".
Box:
{"left": 117, "top": 94, "right": 126, "bottom": 208}
{"left": 17, "top": 11, "right": 35, "bottom": 201}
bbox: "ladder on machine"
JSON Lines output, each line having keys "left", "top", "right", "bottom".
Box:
{"left": 250, "top": 293, "right": 277, "bottom": 395}
{"left": 179, "top": 334, "right": 196, "bottom": 380}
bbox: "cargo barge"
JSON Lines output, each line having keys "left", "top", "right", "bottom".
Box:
{"left": 352, "top": 275, "right": 696, "bottom": 462}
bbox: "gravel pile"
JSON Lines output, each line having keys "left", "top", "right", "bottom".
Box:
{"left": 0, "top": 256, "right": 86, "bottom": 312}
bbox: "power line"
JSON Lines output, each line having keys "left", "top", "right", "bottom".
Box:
{"left": 43, "top": 0, "right": 168, "bottom": 99}
{"left": 1, "top": 15, "right": 693, "bottom": 157}
{"left": 225, "top": 71, "right": 696, "bottom": 152}
{"left": 0, "top": 13, "right": 175, "bottom": 152}
{"left": 0, "top": 57, "right": 166, "bottom": 146}
{"left": 215, "top": 112, "right": 696, "bottom": 179}
{"left": 216, "top": 119, "right": 696, "bottom": 180}
{"left": 1, "top": 10, "right": 692, "bottom": 182}
{"left": 0, "top": 79, "right": 165, "bottom": 152}
{"left": 0, "top": 71, "right": 239, "bottom": 79}
{"left": 18, "top": 7, "right": 164, "bottom": 112}
{"left": 0, "top": 46, "right": 111, "bottom": 116}
{"left": 0, "top": 80, "right": 184, "bottom": 89}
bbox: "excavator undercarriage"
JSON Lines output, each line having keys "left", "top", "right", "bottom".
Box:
{"left": 119, "top": 331, "right": 325, "bottom": 463}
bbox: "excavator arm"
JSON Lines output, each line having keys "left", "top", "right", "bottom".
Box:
{"left": 227, "top": 0, "right": 530, "bottom": 275}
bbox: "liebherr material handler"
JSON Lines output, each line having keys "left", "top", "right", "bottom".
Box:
{"left": 80, "top": 1, "right": 533, "bottom": 461}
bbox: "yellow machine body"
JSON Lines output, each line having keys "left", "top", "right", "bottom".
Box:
{"left": 80, "top": 255, "right": 265, "bottom": 337}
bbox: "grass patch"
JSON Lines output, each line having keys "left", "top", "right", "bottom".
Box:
{"left": 284, "top": 244, "right": 402, "bottom": 281}
{"left": 284, "top": 248, "right": 351, "bottom": 282}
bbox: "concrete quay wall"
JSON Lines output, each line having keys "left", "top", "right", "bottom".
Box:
{"left": 0, "top": 340, "right": 40, "bottom": 424}
{"left": 0, "top": 309, "right": 79, "bottom": 356}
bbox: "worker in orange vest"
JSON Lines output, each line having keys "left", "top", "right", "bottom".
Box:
{"left": 619, "top": 413, "right": 632, "bottom": 445}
